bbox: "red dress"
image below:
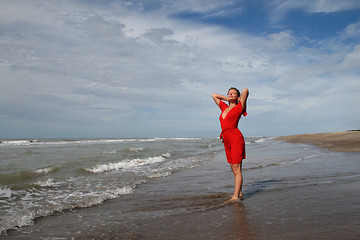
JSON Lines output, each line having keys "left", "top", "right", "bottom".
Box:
{"left": 219, "top": 101, "right": 247, "bottom": 164}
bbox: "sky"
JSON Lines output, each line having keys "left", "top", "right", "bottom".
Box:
{"left": 1, "top": 0, "right": 360, "bottom": 138}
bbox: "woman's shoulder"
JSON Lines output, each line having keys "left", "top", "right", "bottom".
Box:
{"left": 219, "top": 101, "right": 228, "bottom": 106}
{"left": 219, "top": 101, "right": 228, "bottom": 110}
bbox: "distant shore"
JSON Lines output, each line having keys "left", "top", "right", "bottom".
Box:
{"left": 276, "top": 131, "right": 360, "bottom": 152}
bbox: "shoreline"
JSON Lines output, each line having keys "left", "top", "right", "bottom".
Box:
{"left": 276, "top": 131, "right": 360, "bottom": 152}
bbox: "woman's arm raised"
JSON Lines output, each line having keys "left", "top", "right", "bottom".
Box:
{"left": 212, "top": 93, "right": 228, "bottom": 108}
{"left": 239, "top": 88, "right": 249, "bottom": 114}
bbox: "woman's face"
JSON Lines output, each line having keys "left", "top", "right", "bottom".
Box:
{"left": 227, "top": 89, "right": 239, "bottom": 102}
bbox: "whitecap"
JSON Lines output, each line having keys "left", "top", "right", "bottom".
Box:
{"left": 103, "top": 150, "right": 117, "bottom": 154}
{"left": 128, "top": 147, "right": 143, "bottom": 152}
{"left": 154, "top": 137, "right": 202, "bottom": 141}
{"left": 34, "top": 178, "right": 55, "bottom": 187}
{"left": 1, "top": 140, "right": 32, "bottom": 146}
{"left": 147, "top": 172, "right": 171, "bottom": 179}
{"left": 34, "top": 167, "right": 55, "bottom": 174}
{"left": 162, "top": 153, "right": 171, "bottom": 158}
{"left": 0, "top": 188, "right": 12, "bottom": 198}
{"left": 85, "top": 155, "right": 168, "bottom": 174}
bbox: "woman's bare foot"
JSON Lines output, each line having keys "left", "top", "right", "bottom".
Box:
{"left": 239, "top": 192, "right": 243, "bottom": 200}
{"left": 224, "top": 197, "right": 239, "bottom": 204}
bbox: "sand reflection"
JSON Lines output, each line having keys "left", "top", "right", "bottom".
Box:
{"left": 223, "top": 202, "right": 258, "bottom": 240}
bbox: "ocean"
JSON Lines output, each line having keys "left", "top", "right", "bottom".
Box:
{"left": 1, "top": 137, "right": 359, "bottom": 239}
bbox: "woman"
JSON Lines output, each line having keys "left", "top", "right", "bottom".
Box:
{"left": 212, "top": 87, "right": 249, "bottom": 203}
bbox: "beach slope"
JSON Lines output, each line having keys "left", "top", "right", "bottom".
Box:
{"left": 276, "top": 131, "right": 360, "bottom": 152}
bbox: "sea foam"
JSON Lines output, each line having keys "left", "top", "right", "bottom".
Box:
{"left": 85, "top": 154, "right": 170, "bottom": 174}
{"left": 0, "top": 188, "right": 12, "bottom": 199}
{"left": 34, "top": 178, "right": 55, "bottom": 187}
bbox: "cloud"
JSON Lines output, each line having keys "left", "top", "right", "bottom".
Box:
{"left": 0, "top": 0, "right": 359, "bottom": 137}
{"left": 343, "top": 21, "right": 360, "bottom": 38}
{"left": 161, "top": 0, "right": 237, "bottom": 16}
{"left": 268, "top": 0, "right": 360, "bottom": 24}
{"left": 305, "top": 0, "right": 360, "bottom": 13}
{"left": 270, "top": 0, "right": 360, "bottom": 14}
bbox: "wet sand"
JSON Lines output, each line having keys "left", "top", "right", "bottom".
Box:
{"left": 276, "top": 131, "right": 360, "bottom": 152}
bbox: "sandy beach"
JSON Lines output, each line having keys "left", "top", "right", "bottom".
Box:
{"left": 276, "top": 131, "right": 360, "bottom": 152}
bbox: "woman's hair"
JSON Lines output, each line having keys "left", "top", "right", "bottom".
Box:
{"left": 228, "top": 87, "right": 240, "bottom": 97}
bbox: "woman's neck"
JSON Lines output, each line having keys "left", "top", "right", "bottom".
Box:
{"left": 228, "top": 101, "right": 237, "bottom": 107}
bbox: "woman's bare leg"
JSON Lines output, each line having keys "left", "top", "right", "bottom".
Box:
{"left": 225, "top": 162, "right": 243, "bottom": 203}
